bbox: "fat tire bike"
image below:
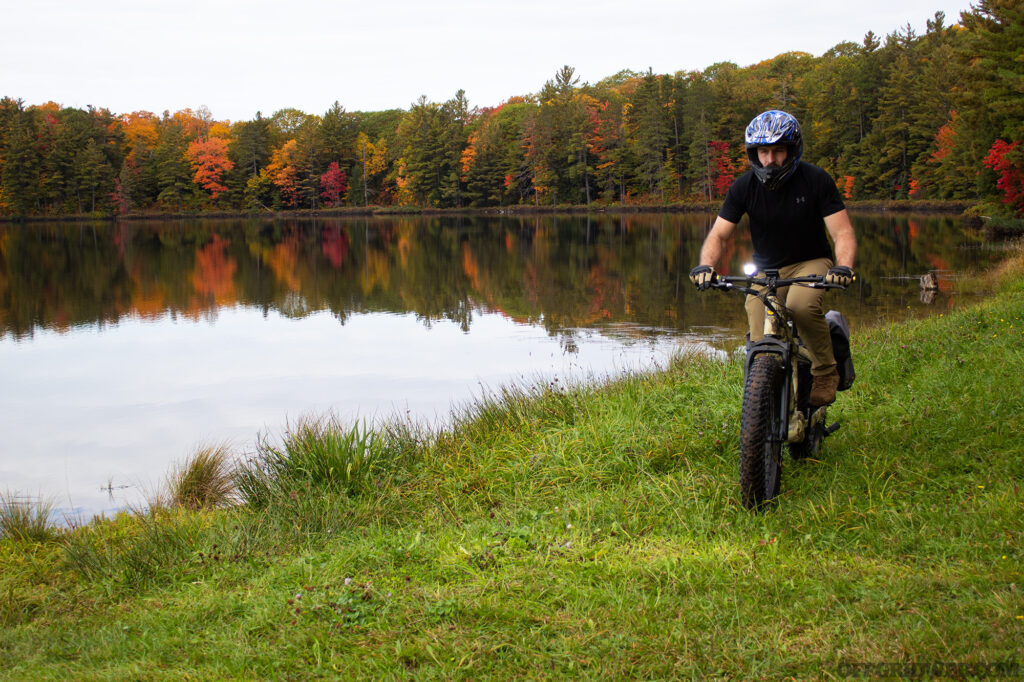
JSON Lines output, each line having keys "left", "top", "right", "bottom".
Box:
{"left": 709, "top": 270, "right": 848, "bottom": 511}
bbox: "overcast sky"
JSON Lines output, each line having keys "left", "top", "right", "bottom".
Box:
{"left": 1, "top": 0, "right": 977, "bottom": 122}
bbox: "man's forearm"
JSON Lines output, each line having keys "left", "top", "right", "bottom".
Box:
{"left": 699, "top": 235, "right": 726, "bottom": 267}
{"left": 834, "top": 232, "right": 856, "bottom": 269}
{"left": 699, "top": 217, "right": 736, "bottom": 267}
{"left": 825, "top": 210, "right": 857, "bottom": 269}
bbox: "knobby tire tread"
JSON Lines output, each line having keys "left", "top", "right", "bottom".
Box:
{"left": 740, "top": 355, "right": 784, "bottom": 510}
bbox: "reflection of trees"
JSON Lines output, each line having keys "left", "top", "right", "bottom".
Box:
{"left": 0, "top": 214, "right": 1003, "bottom": 341}
{"left": 717, "top": 212, "right": 995, "bottom": 327}
{"left": 191, "top": 234, "right": 236, "bottom": 304}
{"left": 0, "top": 223, "right": 134, "bottom": 337}
{"left": 830, "top": 214, "right": 984, "bottom": 315}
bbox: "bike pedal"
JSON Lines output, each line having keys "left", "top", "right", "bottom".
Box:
{"left": 824, "top": 422, "right": 841, "bottom": 436}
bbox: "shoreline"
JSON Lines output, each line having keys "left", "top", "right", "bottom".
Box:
{"left": 0, "top": 199, "right": 974, "bottom": 224}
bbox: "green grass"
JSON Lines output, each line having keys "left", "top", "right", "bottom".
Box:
{"left": 235, "top": 416, "right": 393, "bottom": 508}
{"left": 162, "top": 442, "right": 237, "bottom": 510}
{"left": 2, "top": 252, "right": 1022, "bottom": 679}
{"left": 0, "top": 491, "right": 57, "bottom": 543}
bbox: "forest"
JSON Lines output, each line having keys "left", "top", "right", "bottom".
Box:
{"left": 0, "top": 2, "right": 1021, "bottom": 218}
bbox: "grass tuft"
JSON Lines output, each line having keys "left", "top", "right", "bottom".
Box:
{"left": 61, "top": 508, "right": 208, "bottom": 588}
{"left": 162, "top": 442, "right": 237, "bottom": 510}
{"left": 0, "top": 491, "right": 57, "bottom": 543}
{"left": 236, "top": 414, "right": 387, "bottom": 509}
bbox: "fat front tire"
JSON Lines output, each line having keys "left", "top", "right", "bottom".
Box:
{"left": 740, "top": 355, "right": 785, "bottom": 510}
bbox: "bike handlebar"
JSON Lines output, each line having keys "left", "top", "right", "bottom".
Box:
{"left": 710, "top": 273, "right": 848, "bottom": 292}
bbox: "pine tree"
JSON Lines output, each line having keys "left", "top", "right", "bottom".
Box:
{"left": 155, "top": 115, "right": 194, "bottom": 211}
{"left": 628, "top": 70, "right": 671, "bottom": 196}
{"left": 397, "top": 96, "right": 446, "bottom": 206}
{"left": 961, "top": 0, "right": 1024, "bottom": 141}
{"left": 75, "top": 137, "right": 109, "bottom": 212}
{"left": 0, "top": 105, "right": 40, "bottom": 215}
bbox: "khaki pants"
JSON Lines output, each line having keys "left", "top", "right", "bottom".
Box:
{"left": 745, "top": 257, "right": 836, "bottom": 376}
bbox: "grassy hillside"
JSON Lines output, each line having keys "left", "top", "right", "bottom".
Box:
{"left": 2, "top": 250, "right": 1022, "bottom": 679}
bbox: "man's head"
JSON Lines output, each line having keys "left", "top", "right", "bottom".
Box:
{"left": 745, "top": 110, "right": 802, "bottom": 190}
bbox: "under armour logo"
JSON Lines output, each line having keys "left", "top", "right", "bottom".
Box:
{"left": 795, "top": 196, "right": 806, "bottom": 204}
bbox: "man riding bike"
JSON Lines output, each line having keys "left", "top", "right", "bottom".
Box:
{"left": 690, "top": 110, "right": 857, "bottom": 407}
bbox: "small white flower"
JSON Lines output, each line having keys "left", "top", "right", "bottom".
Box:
{"left": 344, "top": 577, "right": 352, "bottom": 586}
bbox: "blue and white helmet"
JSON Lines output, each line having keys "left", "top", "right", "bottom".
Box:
{"left": 745, "top": 110, "right": 803, "bottom": 190}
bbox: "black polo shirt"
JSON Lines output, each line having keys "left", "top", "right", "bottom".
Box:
{"left": 718, "top": 162, "right": 845, "bottom": 270}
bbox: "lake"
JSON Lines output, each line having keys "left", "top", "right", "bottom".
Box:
{"left": 0, "top": 212, "right": 1006, "bottom": 519}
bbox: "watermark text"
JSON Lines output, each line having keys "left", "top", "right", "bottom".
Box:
{"left": 837, "top": 660, "right": 1020, "bottom": 678}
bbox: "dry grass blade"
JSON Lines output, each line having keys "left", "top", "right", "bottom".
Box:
{"left": 164, "top": 443, "right": 237, "bottom": 510}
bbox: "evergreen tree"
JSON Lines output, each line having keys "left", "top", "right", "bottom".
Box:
{"left": 960, "top": 0, "right": 1024, "bottom": 141}
{"left": 155, "top": 115, "right": 194, "bottom": 211}
{"left": 437, "top": 90, "right": 470, "bottom": 207}
{"left": 75, "top": 137, "right": 109, "bottom": 212}
{"left": 908, "top": 13, "right": 975, "bottom": 198}
{"left": 396, "top": 96, "right": 447, "bottom": 206}
{"left": 232, "top": 114, "right": 271, "bottom": 178}
{"left": 801, "top": 41, "right": 863, "bottom": 175}
{"left": 681, "top": 71, "right": 715, "bottom": 200}
{"left": 628, "top": 70, "right": 671, "bottom": 196}
{"left": 317, "top": 102, "right": 358, "bottom": 185}
{"left": 0, "top": 105, "right": 40, "bottom": 215}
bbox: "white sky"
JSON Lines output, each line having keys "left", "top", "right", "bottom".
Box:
{"left": 1, "top": 0, "right": 976, "bottom": 122}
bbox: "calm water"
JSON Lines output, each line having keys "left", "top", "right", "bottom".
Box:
{"left": 0, "top": 213, "right": 1005, "bottom": 518}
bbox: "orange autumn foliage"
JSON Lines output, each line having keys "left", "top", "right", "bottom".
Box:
{"left": 121, "top": 111, "right": 160, "bottom": 148}
{"left": 266, "top": 140, "right": 303, "bottom": 208}
{"left": 265, "top": 233, "right": 302, "bottom": 292}
{"left": 191, "top": 234, "right": 237, "bottom": 303}
{"left": 186, "top": 137, "right": 234, "bottom": 200}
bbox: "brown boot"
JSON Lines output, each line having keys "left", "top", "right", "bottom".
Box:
{"left": 809, "top": 369, "right": 840, "bottom": 406}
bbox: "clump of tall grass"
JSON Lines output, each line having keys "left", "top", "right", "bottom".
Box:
{"left": 62, "top": 507, "right": 209, "bottom": 588}
{"left": 0, "top": 490, "right": 57, "bottom": 543}
{"left": 160, "top": 442, "right": 238, "bottom": 510}
{"left": 447, "top": 377, "right": 590, "bottom": 447}
{"left": 235, "top": 415, "right": 388, "bottom": 509}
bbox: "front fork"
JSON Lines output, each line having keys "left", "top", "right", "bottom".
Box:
{"left": 745, "top": 291, "right": 832, "bottom": 447}
{"left": 744, "top": 337, "right": 796, "bottom": 446}
{"left": 744, "top": 292, "right": 801, "bottom": 445}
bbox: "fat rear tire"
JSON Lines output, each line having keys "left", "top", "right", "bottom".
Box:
{"left": 789, "top": 360, "right": 824, "bottom": 460}
{"left": 790, "top": 417, "right": 825, "bottom": 460}
{"left": 740, "top": 355, "right": 785, "bottom": 510}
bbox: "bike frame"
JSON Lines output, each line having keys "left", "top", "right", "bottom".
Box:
{"left": 714, "top": 270, "right": 835, "bottom": 446}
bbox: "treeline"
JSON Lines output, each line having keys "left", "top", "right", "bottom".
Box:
{"left": 1, "top": 2, "right": 1021, "bottom": 218}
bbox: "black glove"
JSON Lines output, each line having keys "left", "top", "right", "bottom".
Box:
{"left": 824, "top": 265, "right": 854, "bottom": 287}
{"left": 689, "top": 265, "right": 716, "bottom": 291}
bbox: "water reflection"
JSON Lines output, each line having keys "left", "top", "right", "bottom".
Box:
{"left": 2, "top": 308, "right": 696, "bottom": 519}
{"left": 0, "top": 213, "right": 999, "bottom": 342}
{"left": 0, "top": 213, "right": 1005, "bottom": 517}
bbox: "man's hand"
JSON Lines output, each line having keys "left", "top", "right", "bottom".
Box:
{"left": 824, "top": 265, "right": 854, "bottom": 287}
{"left": 689, "top": 265, "right": 717, "bottom": 290}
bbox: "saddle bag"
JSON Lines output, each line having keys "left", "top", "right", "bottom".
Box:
{"left": 825, "top": 310, "right": 855, "bottom": 391}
